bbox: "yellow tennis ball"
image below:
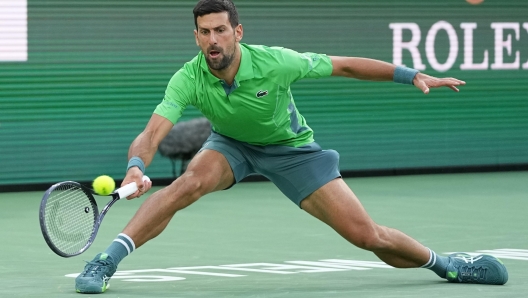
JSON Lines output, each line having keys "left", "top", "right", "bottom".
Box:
{"left": 92, "top": 175, "right": 115, "bottom": 195}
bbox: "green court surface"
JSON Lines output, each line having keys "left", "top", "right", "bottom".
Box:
{"left": 0, "top": 172, "right": 526, "bottom": 297}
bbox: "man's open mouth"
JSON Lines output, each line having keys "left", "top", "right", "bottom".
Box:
{"left": 209, "top": 50, "right": 221, "bottom": 58}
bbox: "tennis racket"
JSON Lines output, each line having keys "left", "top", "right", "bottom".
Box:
{"left": 39, "top": 176, "right": 150, "bottom": 258}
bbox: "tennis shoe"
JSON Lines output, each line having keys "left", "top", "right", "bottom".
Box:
{"left": 446, "top": 253, "right": 508, "bottom": 285}
{"left": 75, "top": 253, "right": 117, "bottom": 293}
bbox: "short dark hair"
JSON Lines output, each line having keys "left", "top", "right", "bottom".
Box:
{"left": 193, "top": 0, "right": 239, "bottom": 29}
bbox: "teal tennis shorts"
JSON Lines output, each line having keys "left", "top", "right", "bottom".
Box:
{"left": 199, "top": 132, "right": 341, "bottom": 207}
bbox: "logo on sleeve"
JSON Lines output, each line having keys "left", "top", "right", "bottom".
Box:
{"left": 256, "top": 90, "right": 269, "bottom": 98}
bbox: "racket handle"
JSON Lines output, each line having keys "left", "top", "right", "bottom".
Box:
{"left": 116, "top": 176, "right": 151, "bottom": 199}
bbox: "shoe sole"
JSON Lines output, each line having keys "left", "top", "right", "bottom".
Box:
{"left": 75, "top": 282, "right": 109, "bottom": 294}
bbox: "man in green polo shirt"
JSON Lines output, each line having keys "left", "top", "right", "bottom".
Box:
{"left": 75, "top": 0, "right": 508, "bottom": 294}
{"left": 155, "top": 43, "right": 329, "bottom": 147}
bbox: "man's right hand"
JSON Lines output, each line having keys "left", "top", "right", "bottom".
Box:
{"left": 122, "top": 167, "right": 152, "bottom": 199}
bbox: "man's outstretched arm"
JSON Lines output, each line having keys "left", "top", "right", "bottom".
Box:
{"left": 329, "top": 56, "right": 465, "bottom": 94}
{"left": 124, "top": 114, "right": 174, "bottom": 198}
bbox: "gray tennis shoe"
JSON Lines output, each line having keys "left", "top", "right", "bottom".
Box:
{"left": 75, "top": 253, "right": 117, "bottom": 293}
{"left": 446, "top": 253, "right": 508, "bottom": 285}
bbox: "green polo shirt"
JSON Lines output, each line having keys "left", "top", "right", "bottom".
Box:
{"left": 154, "top": 43, "right": 333, "bottom": 147}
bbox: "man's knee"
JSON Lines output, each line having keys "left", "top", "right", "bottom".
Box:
{"left": 162, "top": 172, "right": 210, "bottom": 210}
{"left": 175, "top": 168, "right": 224, "bottom": 197}
{"left": 349, "top": 224, "right": 391, "bottom": 252}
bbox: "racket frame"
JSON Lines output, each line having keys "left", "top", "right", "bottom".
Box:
{"left": 39, "top": 179, "right": 143, "bottom": 257}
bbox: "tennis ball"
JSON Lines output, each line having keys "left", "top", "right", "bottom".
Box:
{"left": 92, "top": 175, "right": 115, "bottom": 195}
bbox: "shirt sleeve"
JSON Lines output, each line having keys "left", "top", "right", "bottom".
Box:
{"left": 271, "top": 47, "right": 333, "bottom": 85}
{"left": 153, "top": 68, "right": 196, "bottom": 124}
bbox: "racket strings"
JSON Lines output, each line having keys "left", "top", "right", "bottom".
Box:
{"left": 44, "top": 184, "right": 97, "bottom": 255}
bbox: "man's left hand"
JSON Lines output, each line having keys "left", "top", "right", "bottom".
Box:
{"left": 413, "top": 73, "right": 466, "bottom": 94}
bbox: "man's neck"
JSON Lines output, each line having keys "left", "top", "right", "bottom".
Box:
{"left": 209, "top": 44, "right": 241, "bottom": 86}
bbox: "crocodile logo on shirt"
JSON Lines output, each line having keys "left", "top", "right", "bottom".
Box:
{"left": 256, "top": 90, "right": 269, "bottom": 98}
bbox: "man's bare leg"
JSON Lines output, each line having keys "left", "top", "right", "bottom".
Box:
{"left": 123, "top": 149, "right": 235, "bottom": 248}
{"left": 300, "top": 178, "right": 509, "bottom": 285}
{"left": 75, "top": 149, "right": 234, "bottom": 293}
{"left": 300, "top": 178, "right": 429, "bottom": 268}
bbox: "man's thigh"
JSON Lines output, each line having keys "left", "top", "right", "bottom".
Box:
{"left": 184, "top": 149, "right": 236, "bottom": 192}
{"left": 198, "top": 132, "right": 255, "bottom": 186}
{"left": 300, "top": 178, "right": 377, "bottom": 246}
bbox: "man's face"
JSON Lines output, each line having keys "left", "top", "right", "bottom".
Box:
{"left": 194, "top": 12, "right": 242, "bottom": 71}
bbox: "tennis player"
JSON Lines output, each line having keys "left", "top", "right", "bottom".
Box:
{"left": 75, "top": 0, "right": 508, "bottom": 293}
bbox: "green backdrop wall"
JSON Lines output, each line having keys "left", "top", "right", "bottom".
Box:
{"left": 1, "top": 0, "right": 527, "bottom": 186}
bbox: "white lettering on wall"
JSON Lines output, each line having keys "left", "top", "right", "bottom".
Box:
{"left": 388, "top": 23, "right": 426, "bottom": 70}
{"left": 425, "top": 21, "right": 459, "bottom": 72}
{"left": 460, "top": 23, "right": 489, "bottom": 70}
{"left": 0, "top": 0, "right": 27, "bottom": 61}
{"left": 523, "top": 23, "right": 528, "bottom": 70}
{"left": 490, "top": 22, "right": 520, "bottom": 70}
{"left": 390, "top": 21, "right": 527, "bottom": 72}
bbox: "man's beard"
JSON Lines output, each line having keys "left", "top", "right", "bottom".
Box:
{"left": 205, "top": 45, "right": 236, "bottom": 71}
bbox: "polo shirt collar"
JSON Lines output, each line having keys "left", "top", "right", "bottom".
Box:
{"left": 200, "top": 43, "right": 254, "bottom": 85}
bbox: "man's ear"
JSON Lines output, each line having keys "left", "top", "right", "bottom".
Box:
{"left": 194, "top": 30, "right": 199, "bottom": 46}
{"left": 235, "top": 24, "right": 243, "bottom": 42}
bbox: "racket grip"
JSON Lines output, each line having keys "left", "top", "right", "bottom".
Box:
{"left": 116, "top": 176, "right": 151, "bottom": 199}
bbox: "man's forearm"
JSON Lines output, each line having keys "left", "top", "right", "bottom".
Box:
{"left": 330, "top": 56, "right": 396, "bottom": 81}
{"left": 126, "top": 113, "right": 176, "bottom": 173}
{"left": 128, "top": 130, "right": 159, "bottom": 168}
